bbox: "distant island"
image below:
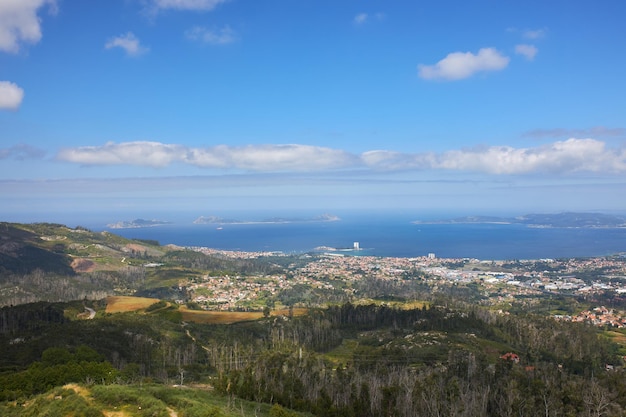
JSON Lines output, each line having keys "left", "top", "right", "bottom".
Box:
{"left": 193, "top": 213, "right": 340, "bottom": 225}
{"left": 413, "top": 212, "right": 626, "bottom": 228}
{"left": 106, "top": 218, "right": 172, "bottom": 229}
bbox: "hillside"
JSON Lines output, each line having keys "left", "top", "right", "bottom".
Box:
{"left": 0, "top": 222, "right": 170, "bottom": 306}
{"left": 0, "top": 223, "right": 626, "bottom": 417}
{"left": 0, "top": 222, "right": 165, "bottom": 274}
{"left": 0, "top": 383, "right": 310, "bottom": 417}
{"left": 2, "top": 221, "right": 626, "bottom": 415}
{"left": 0, "top": 222, "right": 279, "bottom": 307}
{"left": 1, "top": 298, "right": 625, "bottom": 416}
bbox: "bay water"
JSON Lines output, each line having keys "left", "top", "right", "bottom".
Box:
{"left": 101, "top": 215, "right": 626, "bottom": 260}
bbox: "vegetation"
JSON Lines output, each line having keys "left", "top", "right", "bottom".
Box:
{"left": 1, "top": 298, "right": 625, "bottom": 415}
{"left": 0, "top": 222, "right": 281, "bottom": 307}
{"left": 2, "top": 222, "right": 626, "bottom": 415}
{"left": 0, "top": 383, "right": 312, "bottom": 417}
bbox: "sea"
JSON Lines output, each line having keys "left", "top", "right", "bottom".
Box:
{"left": 96, "top": 212, "right": 626, "bottom": 261}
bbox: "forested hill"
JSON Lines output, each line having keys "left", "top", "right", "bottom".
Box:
{"left": 0, "top": 223, "right": 76, "bottom": 276}
{"left": 0, "top": 222, "right": 280, "bottom": 307}
{"left": 1, "top": 300, "right": 625, "bottom": 416}
{"left": 0, "top": 222, "right": 164, "bottom": 276}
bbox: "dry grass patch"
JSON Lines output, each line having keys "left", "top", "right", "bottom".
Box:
{"left": 106, "top": 296, "right": 160, "bottom": 313}
{"left": 277, "top": 307, "right": 308, "bottom": 317}
{"left": 180, "top": 307, "right": 308, "bottom": 324}
{"left": 180, "top": 308, "right": 264, "bottom": 324}
{"left": 102, "top": 411, "right": 130, "bottom": 417}
{"left": 354, "top": 299, "right": 429, "bottom": 310}
{"left": 62, "top": 383, "right": 91, "bottom": 398}
{"left": 123, "top": 243, "right": 164, "bottom": 257}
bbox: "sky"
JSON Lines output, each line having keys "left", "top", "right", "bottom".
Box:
{"left": 1, "top": 0, "right": 626, "bottom": 224}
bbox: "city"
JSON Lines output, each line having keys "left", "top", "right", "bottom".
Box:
{"left": 186, "top": 246, "right": 626, "bottom": 327}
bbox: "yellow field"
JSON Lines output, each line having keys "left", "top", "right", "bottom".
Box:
{"left": 105, "top": 297, "right": 309, "bottom": 323}
{"left": 105, "top": 296, "right": 160, "bottom": 313}
{"left": 604, "top": 330, "right": 626, "bottom": 348}
{"left": 353, "top": 299, "right": 429, "bottom": 310}
{"left": 179, "top": 307, "right": 309, "bottom": 324}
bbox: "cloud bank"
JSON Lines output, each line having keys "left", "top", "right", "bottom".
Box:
{"left": 418, "top": 48, "right": 509, "bottom": 81}
{"left": 0, "top": 81, "right": 24, "bottom": 110}
{"left": 0, "top": 0, "right": 56, "bottom": 53}
{"left": 57, "top": 143, "right": 357, "bottom": 171}
{"left": 56, "top": 139, "right": 626, "bottom": 175}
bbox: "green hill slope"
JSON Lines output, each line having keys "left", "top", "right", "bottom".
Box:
{"left": 0, "top": 383, "right": 310, "bottom": 417}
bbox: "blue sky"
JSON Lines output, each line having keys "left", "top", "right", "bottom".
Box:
{"left": 1, "top": 0, "right": 625, "bottom": 224}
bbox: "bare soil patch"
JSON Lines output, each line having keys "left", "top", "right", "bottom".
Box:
{"left": 180, "top": 307, "right": 308, "bottom": 324}
{"left": 71, "top": 258, "right": 96, "bottom": 273}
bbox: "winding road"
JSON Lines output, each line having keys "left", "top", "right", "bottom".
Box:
{"left": 84, "top": 306, "right": 96, "bottom": 319}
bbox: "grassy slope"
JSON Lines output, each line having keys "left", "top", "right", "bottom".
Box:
{"left": 0, "top": 383, "right": 312, "bottom": 417}
{"left": 0, "top": 222, "right": 166, "bottom": 274}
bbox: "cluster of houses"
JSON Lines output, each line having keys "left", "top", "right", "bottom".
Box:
{"left": 555, "top": 306, "right": 626, "bottom": 328}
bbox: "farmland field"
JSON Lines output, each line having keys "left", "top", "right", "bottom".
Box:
{"left": 179, "top": 306, "right": 309, "bottom": 324}
{"left": 105, "top": 296, "right": 160, "bottom": 313}
{"left": 105, "top": 296, "right": 309, "bottom": 323}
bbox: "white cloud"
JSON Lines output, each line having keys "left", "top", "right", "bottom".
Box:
{"left": 185, "top": 26, "right": 236, "bottom": 45}
{"left": 57, "top": 141, "right": 183, "bottom": 167}
{"left": 57, "top": 142, "right": 356, "bottom": 172}
{"left": 105, "top": 32, "right": 149, "bottom": 57}
{"left": 189, "top": 144, "right": 356, "bottom": 171}
{"left": 515, "top": 44, "right": 538, "bottom": 61}
{"left": 0, "top": 80, "right": 24, "bottom": 110}
{"left": 361, "top": 150, "right": 434, "bottom": 171}
{"left": 0, "top": 0, "right": 56, "bottom": 53}
{"left": 363, "top": 139, "right": 626, "bottom": 175}
{"left": 354, "top": 13, "right": 368, "bottom": 25}
{"left": 150, "top": 0, "right": 228, "bottom": 11}
{"left": 418, "top": 47, "right": 510, "bottom": 81}
{"left": 56, "top": 139, "right": 626, "bottom": 175}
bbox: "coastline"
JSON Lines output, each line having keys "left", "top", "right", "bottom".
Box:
{"left": 103, "top": 221, "right": 626, "bottom": 261}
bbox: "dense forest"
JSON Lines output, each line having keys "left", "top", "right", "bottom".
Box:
{"left": 1, "top": 300, "right": 624, "bottom": 416}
